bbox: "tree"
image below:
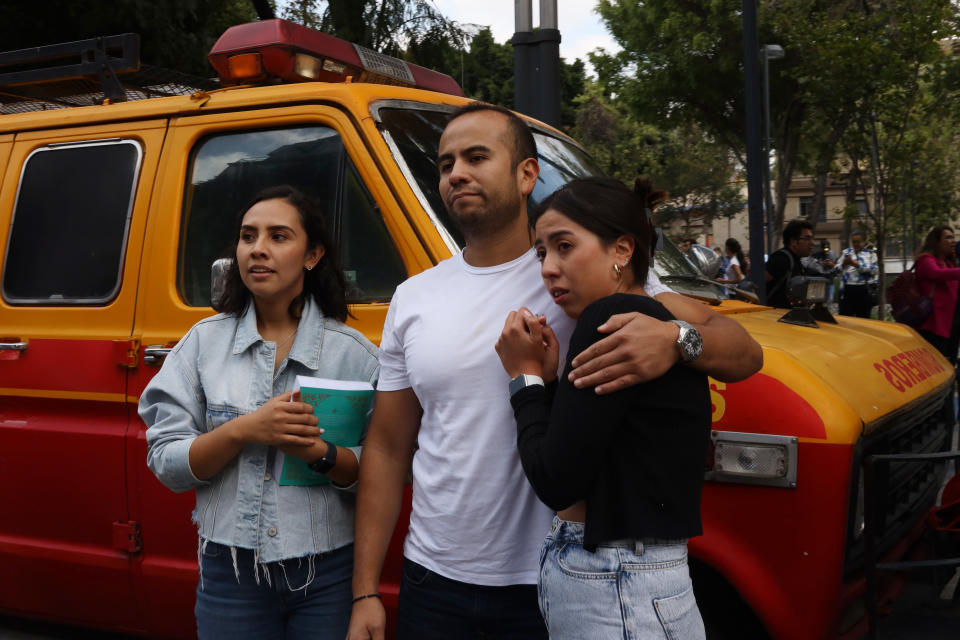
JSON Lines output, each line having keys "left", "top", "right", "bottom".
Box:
{"left": 281, "top": 1, "right": 469, "bottom": 58}
{"left": 3, "top": 0, "right": 258, "bottom": 75}
{"left": 592, "top": 0, "right": 959, "bottom": 253}
{"left": 572, "top": 83, "right": 742, "bottom": 240}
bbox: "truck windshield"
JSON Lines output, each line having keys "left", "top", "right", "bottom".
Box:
{"left": 377, "top": 104, "right": 729, "bottom": 303}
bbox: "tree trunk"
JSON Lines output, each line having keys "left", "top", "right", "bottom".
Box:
{"left": 772, "top": 101, "right": 803, "bottom": 250}
{"left": 327, "top": 0, "right": 367, "bottom": 45}
{"left": 250, "top": 0, "right": 275, "bottom": 20}
{"left": 808, "top": 169, "right": 828, "bottom": 231}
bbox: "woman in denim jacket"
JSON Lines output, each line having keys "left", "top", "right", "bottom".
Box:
{"left": 495, "top": 178, "right": 710, "bottom": 639}
{"left": 139, "top": 185, "right": 379, "bottom": 640}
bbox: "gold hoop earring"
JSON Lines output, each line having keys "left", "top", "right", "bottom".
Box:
{"left": 613, "top": 263, "right": 622, "bottom": 279}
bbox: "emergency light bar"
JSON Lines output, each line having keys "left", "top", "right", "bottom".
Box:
{"left": 208, "top": 19, "right": 464, "bottom": 96}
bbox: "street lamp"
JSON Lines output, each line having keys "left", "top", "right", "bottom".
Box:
{"left": 761, "top": 44, "right": 785, "bottom": 252}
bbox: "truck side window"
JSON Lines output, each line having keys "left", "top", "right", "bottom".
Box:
{"left": 179, "top": 126, "right": 405, "bottom": 307}
{"left": 2, "top": 140, "right": 142, "bottom": 304}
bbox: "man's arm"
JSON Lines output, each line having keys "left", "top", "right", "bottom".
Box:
{"left": 347, "top": 388, "right": 422, "bottom": 640}
{"left": 568, "top": 292, "right": 762, "bottom": 393}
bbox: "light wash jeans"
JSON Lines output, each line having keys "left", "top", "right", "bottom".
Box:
{"left": 539, "top": 517, "right": 705, "bottom": 640}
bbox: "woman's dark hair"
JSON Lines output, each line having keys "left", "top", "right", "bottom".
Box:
{"left": 530, "top": 176, "right": 665, "bottom": 286}
{"left": 918, "top": 225, "right": 955, "bottom": 265}
{"left": 725, "top": 237, "right": 745, "bottom": 269}
{"left": 217, "top": 185, "right": 350, "bottom": 322}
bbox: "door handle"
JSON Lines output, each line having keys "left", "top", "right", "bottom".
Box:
{"left": 143, "top": 345, "right": 173, "bottom": 365}
{"left": 0, "top": 340, "right": 28, "bottom": 351}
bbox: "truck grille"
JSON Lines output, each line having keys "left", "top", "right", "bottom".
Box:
{"left": 844, "top": 386, "right": 953, "bottom": 574}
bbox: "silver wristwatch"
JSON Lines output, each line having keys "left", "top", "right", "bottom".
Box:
{"left": 671, "top": 320, "right": 703, "bottom": 363}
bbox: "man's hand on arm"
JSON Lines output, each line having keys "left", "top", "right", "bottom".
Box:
{"left": 346, "top": 388, "right": 422, "bottom": 640}
{"left": 568, "top": 292, "right": 762, "bottom": 394}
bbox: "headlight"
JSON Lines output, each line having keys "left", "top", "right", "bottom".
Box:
{"left": 705, "top": 431, "right": 798, "bottom": 488}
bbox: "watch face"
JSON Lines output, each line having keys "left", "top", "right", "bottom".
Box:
{"left": 680, "top": 325, "right": 703, "bottom": 361}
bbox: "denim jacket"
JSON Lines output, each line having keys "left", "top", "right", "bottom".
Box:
{"left": 139, "top": 297, "right": 379, "bottom": 564}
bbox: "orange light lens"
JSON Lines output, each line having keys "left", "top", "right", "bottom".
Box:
{"left": 226, "top": 53, "right": 263, "bottom": 80}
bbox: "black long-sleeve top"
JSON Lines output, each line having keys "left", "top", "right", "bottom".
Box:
{"left": 510, "top": 293, "right": 712, "bottom": 550}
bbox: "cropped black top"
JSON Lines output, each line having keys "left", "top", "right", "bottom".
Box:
{"left": 510, "top": 293, "right": 712, "bottom": 550}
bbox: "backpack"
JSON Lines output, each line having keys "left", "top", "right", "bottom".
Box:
{"left": 887, "top": 265, "right": 933, "bottom": 328}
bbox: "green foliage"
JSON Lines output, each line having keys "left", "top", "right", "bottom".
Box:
{"left": 2, "top": 0, "right": 258, "bottom": 75}
{"left": 572, "top": 83, "right": 741, "bottom": 234}
{"left": 282, "top": 1, "right": 469, "bottom": 56}
{"left": 592, "top": 0, "right": 960, "bottom": 261}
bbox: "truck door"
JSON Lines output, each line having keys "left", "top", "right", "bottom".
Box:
{"left": 0, "top": 121, "right": 165, "bottom": 629}
{"left": 127, "top": 104, "right": 432, "bottom": 637}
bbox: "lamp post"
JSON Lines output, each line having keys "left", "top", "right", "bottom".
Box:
{"left": 761, "top": 44, "right": 784, "bottom": 253}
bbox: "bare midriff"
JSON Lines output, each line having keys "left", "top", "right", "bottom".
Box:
{"left": 558, "top": 500, "right": 586, "bottom": 523}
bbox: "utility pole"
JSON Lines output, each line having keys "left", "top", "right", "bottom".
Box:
{"left": 742, "top": 1, "right": 766, "bottom": 300}
{"left": 512, "top": 0, "right": 561, "bottom": 127}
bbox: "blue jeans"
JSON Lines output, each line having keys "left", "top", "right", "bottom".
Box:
{"left": 397, "top": 558, "right": 548, "bottom": 640}
{"left": 194, "top": 541, "right": 353, "bottom": 640}
{"left": 539, "top": 517, "right": 705, "bottom": 640}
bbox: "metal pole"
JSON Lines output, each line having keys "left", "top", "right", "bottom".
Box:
{"left": 540, "top": 0, "right": 557, "bottom": 28}
{"left": 900, "top": 165, "right": 906, "bottom": 270}
{"left": 910, "top": 160, "right": 918, "bottom": 256}
{"left": 763, "top": 49, "right": 774, "bottom": 253}
{"left": 742, "top": 1, "right": 766, "bottom": 300}
{"left": 513, "top": 0, "right": 534, "bottom": 116}
{"left": 515, "top": 0, "right": 532, "bottom": 32}
{"left": 534, "top": 0, "right": 561, "bottom": 127}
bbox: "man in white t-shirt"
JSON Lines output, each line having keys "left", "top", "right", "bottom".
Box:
{"left": 347, "top": 103, "right": 763, "bottom": 640}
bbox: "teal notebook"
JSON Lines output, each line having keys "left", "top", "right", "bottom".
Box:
{"left": 278, "top": 376, "right": 374, "bottom": 486}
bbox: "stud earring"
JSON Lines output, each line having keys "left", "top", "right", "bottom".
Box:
{"left": 305, "top": 264, "right": 313, "bottom": 271}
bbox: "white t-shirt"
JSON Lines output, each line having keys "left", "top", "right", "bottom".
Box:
{"left": 724, "top": 255, "right": 741, "bottom": 282}
{"left": 378, "top": 249, "right": 671, "bottom": 585}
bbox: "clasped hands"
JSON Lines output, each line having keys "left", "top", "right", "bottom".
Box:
{"left": 496, "top": 309, "right": 681, "bottom": 394}
{"left": 240, "top": 390, "right": 327, "bottom": 462}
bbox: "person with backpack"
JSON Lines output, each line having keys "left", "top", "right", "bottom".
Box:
{"left": 765, "top": 220, "right": 814, "bottom": 308}
{"left": 914, "top": 226, "right": 960, "bottom": 364}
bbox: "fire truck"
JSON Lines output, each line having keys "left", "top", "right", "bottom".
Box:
{"left": 0, "top": 19, "right": 954, "bottom": 639}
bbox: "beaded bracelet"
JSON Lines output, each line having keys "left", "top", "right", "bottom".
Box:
{"left": 352, "top": 593, "right": 382, "bottom": 604}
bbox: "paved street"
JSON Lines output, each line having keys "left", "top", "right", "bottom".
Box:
{"left": 2, "top": 575, "right": 958, "bottom": 639}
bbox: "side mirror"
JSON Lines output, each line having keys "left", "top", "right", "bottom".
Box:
{"left": 688, "top": 244, "right": 722, "bottom": 279}
{"left": 211, "top": 258, "right": 232, "bottom": 310}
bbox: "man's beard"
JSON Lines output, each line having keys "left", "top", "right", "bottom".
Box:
{"left": 448, "top": 189, "right": 524, "bottom": 241}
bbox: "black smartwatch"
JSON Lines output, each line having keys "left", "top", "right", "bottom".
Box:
{"left": 308, "top": 442, "right": 338, "bottom": 474}
{"left": 509, "top": 374, "right": 545, "bottom": 397}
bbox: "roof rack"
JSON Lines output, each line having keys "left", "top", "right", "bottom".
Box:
{"left": 0, "top": 34, "right": 218, "bottom": 114}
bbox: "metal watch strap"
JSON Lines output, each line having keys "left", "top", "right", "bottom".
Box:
{"left": 308, "top": 442, "right": 337, "bottom": 474}
{"left": 671, "top": 319, "right": 703, "bottom": 363}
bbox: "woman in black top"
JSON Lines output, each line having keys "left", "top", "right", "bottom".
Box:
{"left": 495, "top": 177, "right": 710, "bottom": 639}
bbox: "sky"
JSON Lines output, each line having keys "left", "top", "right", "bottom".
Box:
{"left": 432, "top": 0, "right": 621, "bottom": 72}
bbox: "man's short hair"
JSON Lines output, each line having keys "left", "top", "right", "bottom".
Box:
{"left": 447, "top": 102, "right": 537, "bottom": 168}
{"left": 782, "top": 219, "right": 813, "bottom": 246}
{"left": 850, "top": 230, "right": 865, "bottom": 240}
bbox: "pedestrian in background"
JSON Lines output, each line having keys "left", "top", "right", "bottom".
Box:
{"left": 765, "top": 220, "right": 814, "bottom": 309}
{"left": 716, "top": 238, "right": 745, "bottom": 295}
{"left": 806, "top": 240, "right": 839, "bottom": 304}
{"left": 914, "top": 226, "right": 960, "bottom": 364}
{"left": 838, "top": 231, "right": 878, "bottom": 318}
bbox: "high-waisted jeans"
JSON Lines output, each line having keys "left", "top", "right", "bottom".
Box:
{"left": 538, "top": 517, "right": 705, "bottom": 640}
